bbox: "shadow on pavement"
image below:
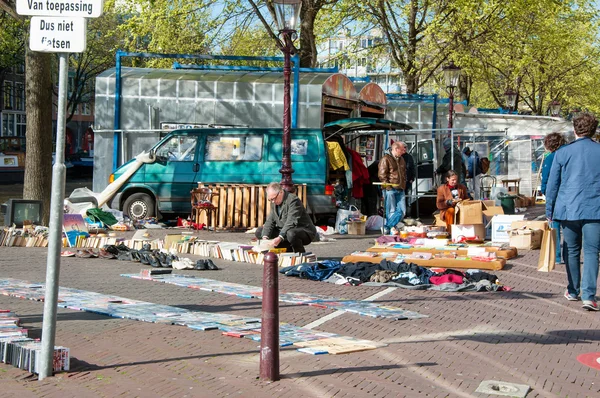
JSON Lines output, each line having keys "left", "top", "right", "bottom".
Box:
{"left": 68, "top": 349, "right": 262, "bottom": 372}
{"left": 281, "top": 362, "right": 437, "bottom": 379}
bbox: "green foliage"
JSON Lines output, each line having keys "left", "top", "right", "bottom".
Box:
{"left": 115, "top": 0, "right": 217, "bottom": 68}
{"left": 0, "top": 13, "right": 26, "bottom": 73}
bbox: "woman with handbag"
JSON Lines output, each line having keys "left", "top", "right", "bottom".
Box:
{"left": 541, "top": 132, "right": 566, "bottom": 264}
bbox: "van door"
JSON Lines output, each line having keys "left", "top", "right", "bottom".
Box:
{"left": 145, "top": 134, "right": 200, "bottom": 213}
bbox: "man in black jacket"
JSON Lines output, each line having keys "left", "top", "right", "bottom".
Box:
{"left": 436, "top": 137, "right": 466, "bottom": 184}
{"left": 401, "top": 142, "right": 416, "bottom": 217}
{"left": 255, "top": 182, "right": 318, "bottom": 253}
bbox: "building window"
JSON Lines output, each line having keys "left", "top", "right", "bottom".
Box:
{"left": 16, "top": 62, "right": 25, "bottom": 75}
{"left": 82, "top": 103, "right": 91, "bottom": 115}
{"left": 3, "top": 81, "right": 13, "bottom": 109}
{"left": 15, "top": 83, "right": 24, "bottom": 111}
{"left": 16, "top": 114, "right": 26, "bottom": 137}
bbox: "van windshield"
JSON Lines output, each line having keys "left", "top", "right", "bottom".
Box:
{"left": 156, "top": 136, "right": 198, "bottom": 161}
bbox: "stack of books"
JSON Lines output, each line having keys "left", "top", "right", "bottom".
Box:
{"left": 186, "top": 241, "right": 318, "bottom": 266}
{"left": 0, "top": 310, "right": 70, "bottom": 374}
{"left": 0, "top": 227, "right": 49, "bottom": 248}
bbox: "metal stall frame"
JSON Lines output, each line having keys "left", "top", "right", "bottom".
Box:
{"left": 382, "top": 128, "right": 507, "bottom": 218}
{"left": 112, "top": 51, "right": 339, "bottom": 171}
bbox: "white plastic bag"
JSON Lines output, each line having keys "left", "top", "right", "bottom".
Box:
{"left": 366, "top": 215, "right": 384, "bottom": 231}
{"left": 335, "top": 205, "right": 361, "bottom": 234}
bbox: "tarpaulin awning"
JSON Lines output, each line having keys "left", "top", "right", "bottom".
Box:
{"left": 323, "top": 117, "right": 413, "bottom": 133}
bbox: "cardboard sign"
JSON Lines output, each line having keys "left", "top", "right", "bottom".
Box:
{"left": 491, "top": 215, "right": 525, "bottom": 242}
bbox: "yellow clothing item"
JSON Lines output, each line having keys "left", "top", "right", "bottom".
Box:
{"left": 327, "top": 141, "right": 350, "bottom": 171}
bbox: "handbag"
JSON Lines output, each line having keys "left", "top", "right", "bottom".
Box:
{"left": 335, "top": 205, "right": 361, "bottom": 234}
{"left": 537, "top": 227, "right": 556, "bottom": 272}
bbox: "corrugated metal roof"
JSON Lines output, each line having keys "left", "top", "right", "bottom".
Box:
{"left": 97, "top": 67, "right": 337, "bottom": 86}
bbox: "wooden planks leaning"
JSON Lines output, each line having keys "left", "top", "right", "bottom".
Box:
{"left": 193, "top": 183, "right": 307, "bottom": 230}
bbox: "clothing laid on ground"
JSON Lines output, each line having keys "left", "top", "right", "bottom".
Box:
{"left": 256, "top": 191, "right": 318, "bottom": 253}
{"left": 280, "top": 258, "right": 506, "bottom": 292}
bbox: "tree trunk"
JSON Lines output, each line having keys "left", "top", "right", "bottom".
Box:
{"left": 405, "top": 74, "right": 419, "bottom": 94}
{"left": 23, "top": 48, "right": 53, "bottom": 225}
{"left": 298, "top": 7, "right": 317, "bottom": 68}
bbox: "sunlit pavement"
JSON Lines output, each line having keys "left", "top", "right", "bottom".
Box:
{"left": 1, "top": 206, "right": 599, "bottom": 397}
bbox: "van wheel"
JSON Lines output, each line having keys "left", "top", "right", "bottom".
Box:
{"left": 124, "top": 193, "right": 155, "bottom": 221}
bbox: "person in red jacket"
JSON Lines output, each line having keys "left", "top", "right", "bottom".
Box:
{"left": 436, "top": 170, "right": 469, "bottom": 232}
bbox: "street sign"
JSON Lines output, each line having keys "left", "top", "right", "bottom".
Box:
{"left": 16, "top": 0, "right": 104, "bottom": 17}
{"left": 30, "top": 16, "right": 87, "bottom": 53}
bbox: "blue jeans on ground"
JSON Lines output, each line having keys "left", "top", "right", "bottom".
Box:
{"left": 551, "top": 221, "right": 563, "bottom": 263}
{"left": 384, "top": 189, "right": 406, "bottom": 229}
{"left": 561, "top": 220, "right": 600, "bottom": 301}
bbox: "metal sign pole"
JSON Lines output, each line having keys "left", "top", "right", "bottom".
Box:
{"left": 39, "top": 52, "right": 69, "bottom": 380}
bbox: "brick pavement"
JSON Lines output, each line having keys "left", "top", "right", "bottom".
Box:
{"left": 1, "top": 215, "right": 600, "bottom": 397}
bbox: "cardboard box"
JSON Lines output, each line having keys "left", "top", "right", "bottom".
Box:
{"left": 451, "top": 224, "right": 486, "bottom": 242}
{"left": 509, "top": 228, "right": 543, "bottom": 249}
{"left": 491, "top": 215, "right": 525, "bottom": 242}
{"left": 455, "top": 200, "right": 485, "bottom": 224}
{"left": 511, "top": 220, "right": 548, "bottom": 231}
{"left": 347, "top": 221, "right": 366, "bottom": 235}
{"left": 483, "top": 205, "right": 504, "bottom": 240}
{"left": 482, "top": 200, "right": 497, "bottom": 208}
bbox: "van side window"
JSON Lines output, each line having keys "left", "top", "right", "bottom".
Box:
{"left": 156, "top": 136, "right": 198, "bottom": 161}
{"left": 205, "top": 135, "right": 263, "bottom": 161}
{"left": 268, "top": 134, "right": 319, "bottom": 161}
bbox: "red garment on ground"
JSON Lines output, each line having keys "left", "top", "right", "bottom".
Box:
{"left": 347, "top": 148, "right": 370, "bottom": 198}
{"left": 429, "top": 274, "right": 464, "bottom": 285}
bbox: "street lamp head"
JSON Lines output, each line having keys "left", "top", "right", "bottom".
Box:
{"left": 273, "top": 0, "right": 302, "bottom": 32}
{"left": 442, "top": 61, "right": 461, "bottom": 89}
{"left": 549, "top": 100, "right": 561, "bottom": 117}
{"left": 504, "top": 89, "right": 517, "bottom": 109}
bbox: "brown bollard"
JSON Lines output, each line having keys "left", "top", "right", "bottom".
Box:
{"left": 260, "top": 252, "right": 280, "bottom": 381}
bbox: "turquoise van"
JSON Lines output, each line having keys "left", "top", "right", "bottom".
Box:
{"left": 108, "top": 128, "right": 334, "bottom": 220}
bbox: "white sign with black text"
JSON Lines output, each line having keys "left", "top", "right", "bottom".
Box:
{"left": 16, "top": 0, "right": 104, "bottom": 17}
{"left": 30, "top": 16, "right": 87, "bottom": 53}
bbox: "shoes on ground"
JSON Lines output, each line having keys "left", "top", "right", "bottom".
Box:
{"left": 98, "top": 249, "right": 117, "bottom": 259}
{"left": 582, "top": 300, "right": 599, "bottom": 311}
{"left": 172, "top": 258, "right": 195, "bottom": 270}
{"left": 205, "top": 259, "right": 219, "bottom": 270}
{"left": 75, "top": 249, "right": 97, "bottom": 258}
{"left": 564, "top": 290, "right": 580, "bottom": 301}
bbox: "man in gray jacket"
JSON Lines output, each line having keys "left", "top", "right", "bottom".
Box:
{"left": 546, "top": 112, "right": 600, "bottom": 311}
{"left": 255, "top": 182, "right": 318, "bottom": 253}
